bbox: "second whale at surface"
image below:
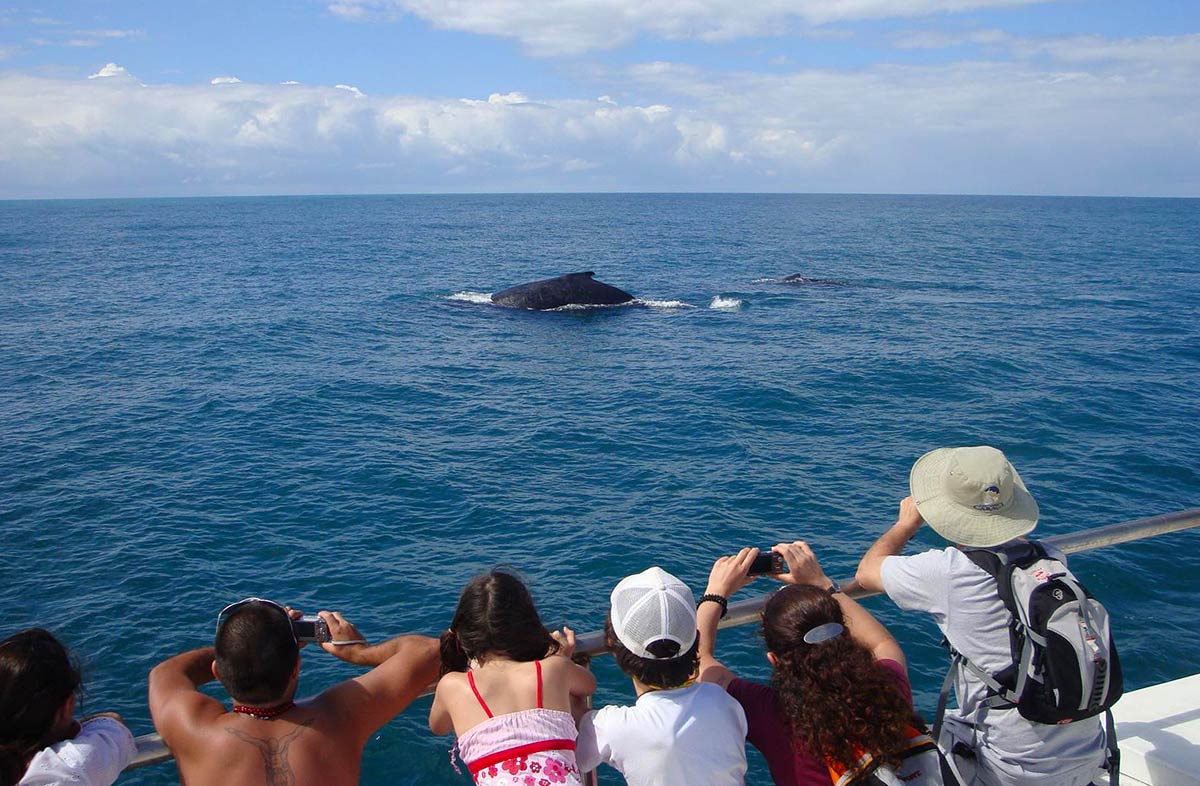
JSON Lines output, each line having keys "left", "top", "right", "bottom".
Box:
{"left": 778, "top": 273, "right": 843, "bottom": 286}
{"left": 491, "top": 271, "right": 635, "bottom": 310}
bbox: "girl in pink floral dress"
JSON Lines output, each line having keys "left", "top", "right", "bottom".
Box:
{"left": 430, "top": 571, "right": 597, "bottom": 786}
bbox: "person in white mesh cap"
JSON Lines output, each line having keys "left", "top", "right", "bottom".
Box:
{"left": 574, "top": 566, "right": 748, "bottom": 786}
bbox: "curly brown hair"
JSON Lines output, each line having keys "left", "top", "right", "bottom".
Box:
{"left": 762, "top": 585, "right": 922, "bottom": 771}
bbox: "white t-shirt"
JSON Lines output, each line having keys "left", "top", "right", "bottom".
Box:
{"left": 20, "top": 716, "right": 137, "bottom": 786}
{"left": 575, "top": 682, "right": 748, "bottom": 786}
{"left": 881, "top": 546, "right": 1106, "bottom": 786}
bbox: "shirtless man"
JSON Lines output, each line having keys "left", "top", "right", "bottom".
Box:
{"left": 149, "top": 598, "right": 439, "bottom": 786}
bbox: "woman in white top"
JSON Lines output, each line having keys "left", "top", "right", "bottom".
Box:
{"left": 0, "top": 629, "right": 135, "bottom": 786}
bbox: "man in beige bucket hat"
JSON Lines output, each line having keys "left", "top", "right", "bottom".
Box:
{"left": 855, "top": 446, "right": 1107, "bottom": 786}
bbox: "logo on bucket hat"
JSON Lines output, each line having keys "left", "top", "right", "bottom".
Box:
{"left": 909, "top": 446, "right": 1039, "bottom": 548}
{"left": 975, "top": 485, "right": 1003, "bottom": 511}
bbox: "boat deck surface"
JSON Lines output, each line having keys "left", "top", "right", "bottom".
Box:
{"left": 1100, "top": 672, "right": 1200, "bottom": 786}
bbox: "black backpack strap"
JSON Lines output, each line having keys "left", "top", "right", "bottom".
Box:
{"left": 932, "top": 646, "right": 961, "bottom": 743}
{"left": 960, "top": 658, "right": 1021, "bottom": 709}
{"left": 962, "top": 547, "right": 1003, "bottom": 577}
{"left": 957, "top": 547, "right": 1034, "bottom": 706}
{"left": 1105, "top": 709, "right": 1121, "bottom": 786}
{"left": 928, "top": 700, "right": 973, "bottom": 786}
{"left": 963, "top": 542, "right": 1044, "bottom": 602}
{"left": 962, "top": 546, "right": 1019, "bottom": 613}
{"left": 938, "top": 746, "right": 967, "bottom": 786}
{"left": 933, "top": 642, "right": 1020, "bottom": 735}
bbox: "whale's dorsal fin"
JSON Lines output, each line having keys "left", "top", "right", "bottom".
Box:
{"left": 567, "top": 271, "right": 596, "bottom": 278}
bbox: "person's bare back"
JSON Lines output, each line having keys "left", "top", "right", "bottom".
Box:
{"left": 170, "top": 707, "right": 356, "bottom": 786}
{"left": 150, "top": 602, "right": 438, "bottom": 786}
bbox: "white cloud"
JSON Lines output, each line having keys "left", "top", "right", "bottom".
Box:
{"left": 891, "top": 29, "right": 1200, "bottom": 69}
{"left": 893, "top": 28, "right": 1009, "bottom": 49}
{"left": 1016, "top": 33, "right": 1200, "bottom": 66}
{"left": 0, "top": 73, "right": 714, "bottom": 197}
{"left": 75, "top": 28, "right": 143, "bottom": 39}
{"left": 335, "top": 84, "right": 365, "bottom": 97}
{"left": 51, "top": 27, "right": 145, "bottom": 48}
{"left": 486, "top": 91, "right": 529, "bottom": 105}
{"left": 328, "top": 0, "right": 1045, "bottom": 55}
{"left": 211, "top": 76, "right": 242, "bottom": 85}
{"left": 88, "top": 63, "right": 132, "bottom": 79}
{"left": 1, "top": 33, "right": 1198, "bottom": 198}
{"left": 614, "top": 44, "right": 1200, "bottom": 193}
{"left": 0, "top": 45, "right": 21, "bottom": 61}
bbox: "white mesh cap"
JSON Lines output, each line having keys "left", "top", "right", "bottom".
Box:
{"left": 609, "top": 566, "right": 697, "bottom": 660}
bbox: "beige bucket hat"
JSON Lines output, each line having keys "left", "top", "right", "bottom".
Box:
{"left": 909, "top": 446, "right": 1039, "bottom": 548}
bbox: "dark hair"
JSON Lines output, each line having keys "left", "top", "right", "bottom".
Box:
{"left": 0, "top": 629, "right": 81, "bottom": 786}
{"left": 440, "top": 571, "right": 558, "bottom": 675}
{"left": 214, "top": 602, "right": 299, "bottom": 705}
{"left": 605, "top": 617, "right": 699, "bottom": 689}
{"left": 762, "top": 585, "right": 921, "bottom": 770}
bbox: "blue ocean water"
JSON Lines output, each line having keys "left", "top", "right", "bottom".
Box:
{"left": 1, "top": 193, "right": 1198, "bottom": 786}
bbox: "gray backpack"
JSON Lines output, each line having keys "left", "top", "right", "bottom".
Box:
{"left": 933, "top": 541, "right": 1122, "bottom": 782}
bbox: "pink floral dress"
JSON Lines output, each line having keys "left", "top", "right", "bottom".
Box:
{"left": 454, "top": 661, "right": 583, "bottom": 786}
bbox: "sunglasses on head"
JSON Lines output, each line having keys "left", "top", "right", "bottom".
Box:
{"left": 215, "top": 597, "right": 296, "bottom": 644}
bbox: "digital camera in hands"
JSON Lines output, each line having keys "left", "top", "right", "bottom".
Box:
{"left": 292, "top": 616, "right": 332, "bottom": 643}
{"left": 748, "top": 550, "right": 787, "bottom": 576}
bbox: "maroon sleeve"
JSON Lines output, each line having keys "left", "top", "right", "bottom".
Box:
{"left": 726, "top": 678, "right": 831, "bottom": 786}
{"left": 726, "top": 677, "right": 776, "bottom": 738}
{"left": 877, "top": 658, "right": 914, "bottom": 707}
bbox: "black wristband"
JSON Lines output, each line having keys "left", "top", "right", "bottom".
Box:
{"left": 698, "top": 594, "right": 729, "bottom": 618}
{"left": 826, "top": 579, "right": 843, "bottom": 595}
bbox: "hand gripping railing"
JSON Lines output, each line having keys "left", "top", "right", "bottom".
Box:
{"left": 127, "top": 507, "right": 1200, "bottom": 771}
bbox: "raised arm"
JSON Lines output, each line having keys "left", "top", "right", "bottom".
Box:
{"left": 314, "top": 611, "right": 441, "bottom": 742}
{"left": 428, "top": 676, "right": 456, "bottom": 736}
{"left": 549, "top": 626, "right": 599, "bottom": 700}
{"left": 148, "top": 647, "right": 226, "bottom": 748}
{"left": 855, "top": 496, "right": 924, "bottom": 593}
{"left": 698, "top": 547, "right": 759, "bottom": 689}
{"left": 773, "top": 541, "right": 905, "bottom": 668}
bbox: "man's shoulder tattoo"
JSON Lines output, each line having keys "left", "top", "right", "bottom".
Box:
{"left": 225, "top": 718, "right": 316, "bottom": 786}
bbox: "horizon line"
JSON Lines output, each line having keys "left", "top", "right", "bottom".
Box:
{"left": 4, "top": 190, "right": 1199, "bottom": 204}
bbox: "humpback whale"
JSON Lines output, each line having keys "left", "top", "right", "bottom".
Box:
{"left": 491, "top": 271, "right": 635, "bottom": 310}
{"left": 779, "top": 273, "right": 843, "bottom": 286}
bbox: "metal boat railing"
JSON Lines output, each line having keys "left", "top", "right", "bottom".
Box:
{"left": 127, "top": 507, "right": 1200, "bottom": 771}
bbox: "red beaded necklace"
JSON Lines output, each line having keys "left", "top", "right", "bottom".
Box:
{"left": 232, "top": 700, "right": 295, "bottom": 720}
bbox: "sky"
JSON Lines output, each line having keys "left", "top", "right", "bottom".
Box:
{"left": 1, "top": 0, "right": 1199, "bottom": 198}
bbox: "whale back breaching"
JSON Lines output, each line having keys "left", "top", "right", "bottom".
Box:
{"left": 491, "top": 271, "right": 635, "bottom": 310}
{"left": 779, "top": 273, "right": 843, "bottom": 286}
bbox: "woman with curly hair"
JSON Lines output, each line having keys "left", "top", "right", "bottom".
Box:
{"left": 697, "top": 542, "right": 927, "bottom": 786}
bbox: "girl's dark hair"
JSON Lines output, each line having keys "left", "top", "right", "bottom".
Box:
{"left": 605, "top": 617, "right": 699, "bottom": 689}
{"left": 0, "top": 629, "right": 81, "bottom": 786}
{"left": 440, "top": 571, "right": 558, "bottom": 675}
{"left": 762, "top": 585, "right": 921, "bottom": 771}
